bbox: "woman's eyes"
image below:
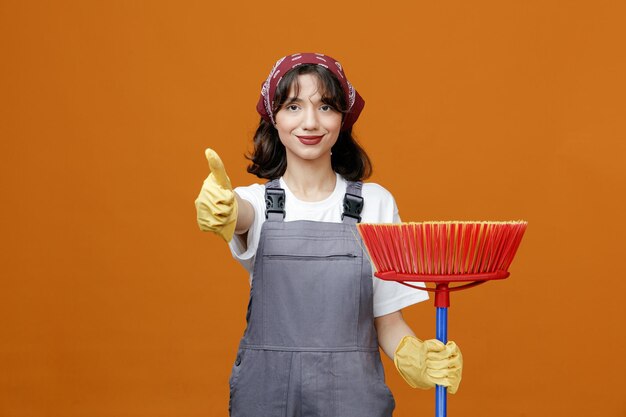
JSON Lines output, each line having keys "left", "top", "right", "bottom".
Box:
{"left": 285, "top": 104, "right": 335, "bottom": 112}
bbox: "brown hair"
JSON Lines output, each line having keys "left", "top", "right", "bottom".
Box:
{"left": 246, "top": 64, "right": 373, "bottom": 181}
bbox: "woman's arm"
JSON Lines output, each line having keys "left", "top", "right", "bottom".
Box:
{"left": 374, "top": 310, "right": 415, "bottom": 359}
{"left": 234, "top": 193, "right": 255, "bottom": 235}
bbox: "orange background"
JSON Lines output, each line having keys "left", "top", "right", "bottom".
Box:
{"left": 1, "top": 1, "right": 625, "bottom": 416}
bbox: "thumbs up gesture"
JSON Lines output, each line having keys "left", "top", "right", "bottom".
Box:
{"left": 194, "top": 148, "right": 238, "bottom": 242}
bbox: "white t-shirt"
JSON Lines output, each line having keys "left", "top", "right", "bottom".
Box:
{"left": 229, "top": 172, "right": 429, "bottom": 317}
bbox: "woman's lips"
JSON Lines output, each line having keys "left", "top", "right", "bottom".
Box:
{"left": 297, "top": 135, "right": 323, "bottom": 145}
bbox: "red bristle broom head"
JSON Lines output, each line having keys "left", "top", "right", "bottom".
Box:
{"left": 356, "top": 221, "right": 528, "bottom": 306}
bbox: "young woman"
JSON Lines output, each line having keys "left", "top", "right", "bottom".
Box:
{"left": 195, "top": 53, "right": 463, "bottom": 416}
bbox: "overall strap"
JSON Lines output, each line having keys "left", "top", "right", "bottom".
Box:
{"left": 264, "top": 178, "right": 364, "bottom": 224}
{"left": 264, "top": 179, "right": 285, "bottom": 222}
{"left": 342, "top": 181, "right": 364, "bottom": 224}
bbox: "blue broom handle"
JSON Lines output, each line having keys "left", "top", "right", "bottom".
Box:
{"left": 436, "top": 307, "right": 448, "bottom": 417}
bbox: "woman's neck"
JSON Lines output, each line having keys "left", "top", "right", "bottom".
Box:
{"left": 282, "top": 156, "right": 337, "bottom": 202}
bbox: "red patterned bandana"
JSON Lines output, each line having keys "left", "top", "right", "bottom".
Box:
{"left": 256, "top": 53, "right": 365, "bottom": 131}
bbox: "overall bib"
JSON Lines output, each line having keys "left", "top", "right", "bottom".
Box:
{"left": 229, "top": 179, "right": 395, "bottom": 417}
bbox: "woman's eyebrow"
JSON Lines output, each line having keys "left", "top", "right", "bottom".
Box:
{"left": 285, "top": 95, "right": 324, "bottom": 105}
{"left": 285, "top": 97, "right": 303, "bottom": 105}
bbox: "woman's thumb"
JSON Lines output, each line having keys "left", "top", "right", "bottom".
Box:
{"left": 205, "top": 148, "right": 232, "bottom": 189}
{"left": 424, "top": 339, "right": 446, "bottom": 352}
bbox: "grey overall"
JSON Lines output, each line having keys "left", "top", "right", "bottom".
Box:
{"left": 228, "top": 179, "right": 395, "bottom": 417}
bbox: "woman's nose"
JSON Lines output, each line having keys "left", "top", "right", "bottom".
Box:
{"left": 301, "top": 107, "right": 319, "bottom": 130}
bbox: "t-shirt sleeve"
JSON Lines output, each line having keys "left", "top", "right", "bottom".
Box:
{"left": 370, "top": 189, "right": 430, "bottom": 317}
{"left": 372, "top": 266, "right": 430, "bottom": 317}
{"left": 228, "top": 184, "right": 265, "bottom": 278}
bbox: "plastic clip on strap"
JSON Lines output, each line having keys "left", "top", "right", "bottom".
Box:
{"left": 341, "top": 193, "right": 364, "bottom": 223}
{"left": 265, "top": 188, "right": 286, "bottom": 219}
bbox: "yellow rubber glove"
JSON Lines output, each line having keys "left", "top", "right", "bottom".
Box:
{"left": 394, "top": 336, "right": 463, "bottom": 394}
{"left": 194, "top": 148, "right": 238, "bottom": 242}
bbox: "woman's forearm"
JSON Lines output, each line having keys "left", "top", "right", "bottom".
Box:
{"left": 234, "top": 193, "right": 254, "bottom": 235}
{"left": 375, "top": 310, "right": 416, "bottom": 360}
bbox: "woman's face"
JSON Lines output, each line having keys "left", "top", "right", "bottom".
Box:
{"left": 274, "top": 73, "right": 342, "bottom": 164}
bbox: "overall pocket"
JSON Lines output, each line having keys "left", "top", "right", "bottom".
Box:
{"left": 262, "top": 251, "right": 361, "bottom": 348}
{"left": 228, "top": 349, "right": 246, "bottom": 391}
{"left": 228, "top": 349, "right": 246, "bottom": 416}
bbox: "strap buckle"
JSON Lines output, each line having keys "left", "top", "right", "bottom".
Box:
{"left": 265, "top": 188, "right": 286, "bottom": 219}
{"left": 341, "top": 193, "right": 364, "bottom": 222}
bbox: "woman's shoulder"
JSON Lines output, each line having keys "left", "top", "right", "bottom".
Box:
{"left": 358, "top": 181, "right": 399, "bottom": 223}
{"left": 361, "top": 181, "right": 396, "bottom": 202}
{"left": 234, "top": 182, "right": 266, "bottom": 194}
{"left": 233, "top": 182, "right": 266, "bottom": 207}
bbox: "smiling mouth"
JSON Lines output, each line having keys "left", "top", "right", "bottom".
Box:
{"left": 296, "top": 135, "right": 324, "bottom": 145}
{"left": 296, "top": 135, "right": 324, "bottom": 139}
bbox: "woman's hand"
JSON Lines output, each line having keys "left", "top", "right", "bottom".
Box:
{"left": 194, "top": 148, "right": 238, "bottom": 242}
{"left": 393, "top": 336, "right": 463, "bottom": 394}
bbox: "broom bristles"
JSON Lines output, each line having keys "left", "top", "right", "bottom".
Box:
{"left": 356, "top": 221, "right": 527, "bottom": 276}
